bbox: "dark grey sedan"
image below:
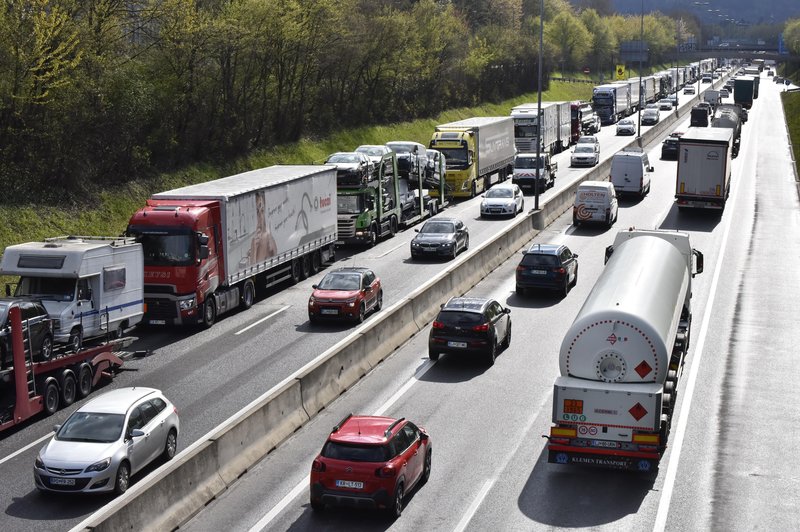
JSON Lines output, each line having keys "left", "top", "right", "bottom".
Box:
{"left": 410, "top": 218, "right": 469, "bottom": 260}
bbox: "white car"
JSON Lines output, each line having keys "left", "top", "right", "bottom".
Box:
{"left": 657, "top": 99, "right": 673, "bottom": 111}
{"left": 480, "top": 183, "right": 524, "bottom": 217}
{"left": 34, "top": 387, "right": 179, "bottom": 495}
{"left": 616, "top": 118, "right": 636, "bottom": 136}
{"left": 684, "top": 86, "right": 696, "bottom": 95}
{"left": 576, "top": 135, "right": 600, "bottom": 152}
{"left": 355, "top": 144, "right": 392, "bottom": 167}
{"left": 571, "top": 145, "right": 600, "bottom": 167}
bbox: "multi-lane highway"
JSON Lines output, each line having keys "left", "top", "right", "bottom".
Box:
{"left": 2, "top": 72, "right": 797, "bottom": 532}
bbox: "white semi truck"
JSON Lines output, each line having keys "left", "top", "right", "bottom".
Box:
{"left": 675, "top": 127, "right": 733, "bottom": 211}
{"left": 547, "top": 229, "right": 703, "bottom": 472}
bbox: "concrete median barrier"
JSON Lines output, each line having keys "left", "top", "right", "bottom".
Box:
{"left": 74, "top": 102, "right": 682, "bottom": 532}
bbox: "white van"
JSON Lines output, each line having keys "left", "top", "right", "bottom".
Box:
{"left": 1, "top": 236, "right": 144, "bottom": 351}
{"left": 573, "top": 181, "right": 618, "bottom": 227}
{"left": 610, "top": 148, "right": 654, "bottom": 197}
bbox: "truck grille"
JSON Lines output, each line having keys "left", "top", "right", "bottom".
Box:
{"left": 144, "top": 298, "right": 177, "bottom": 320}
{"left": 515, "top": 140, "right": 535, "bottom": 152}
{"left": 337, "top": 219, "right": 356, "bottom": 238}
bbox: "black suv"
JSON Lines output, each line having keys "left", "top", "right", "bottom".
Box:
{"left": 428, "top": 297, "right": 511, "bottom": 366}
{"left": 0, "top": 298, "right": 53, "bottom": 368}
{"left": 661, "top": 132, "right": 683, "bottom": 160}
{"left": 515, "top": 244, "right": 578, "bottom": 298}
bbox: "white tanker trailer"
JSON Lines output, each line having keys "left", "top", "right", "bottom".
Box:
{"left": 547, "top": 229, "right": 703, "bottom": 472}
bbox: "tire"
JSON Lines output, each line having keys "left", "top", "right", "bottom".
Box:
{"left": 114, "top": 461, "right": 131, "bottom": 496}
{"left": 561, "top": 278, "right": 570, "bottom": 299}
{"left": 389, "top": 483, "right": 404, "bottom": 519}
{"left": 310, "top": 497, "right": 324, "bottom": 512}
{"left": 357, "top": 303, "right": 366, "bottom": 324}
{"left": 571, "top": 265, "right": 579, "bottom": 287}
{"left": 162, "top": 429, "right": 178, "bottom": 461}
{"left": 68, "top": 328, "right": 83, "bottom": 353}
{"left": 39, "top": 334, "right": 53, "bottom": 361}
{"left": 464, "top": 235, "right": 469, "bottom": 251}
{"left": 290, "top": 259, "right": 303, "bottom": 284}
{"left": 300, "top": 255, "right": 311, "bottom": 280}
{"left": 310, "top": 251, "right": 321, "bottom": 274}
{"left": 422, "top": 449, "right": 432, "bottom": 484}
{"left": 202, "top": 297, "right": 216, "bottom": 328}
{"left": 389, "top": 216, "right": 398, "bottom": 237}
{"left": 451, "top": 244, "right": 458, "bottom": 261}
{"left": 471, "top": 181, "right": 478, "bottom": 198}
{"left": 367, "top": 224, "right": 378, "bottom": 248}
{"left": 60, "top": 373, "right": 76, "bottom": 407}
{"left": 241, "top": 280, "right": 255, "bottom": 310}
{"left": 428, "top": 351, "right": 439, "bottom": 361}
{"left": 516, "top": 286, "right": 525, "bottom": 297}
{"left": 113, "top": 323, "right": 125, "bottom": 340}
{"left": 375, "top": 290, "right": 383, "bottom": 312}
{"left": 519, "top": 200, "right": 525, "bottom": 213}
{"left": 77, "top": 364, "right": 93, "bottom": 398}
{"left": 44, "top": 382, "right": 60, "bottom": 415}
{"left": 502, "top": 322, "right": 511, "bottom": 349}
{"left": 486, "top": 337, "right": 497, "bottom": 366}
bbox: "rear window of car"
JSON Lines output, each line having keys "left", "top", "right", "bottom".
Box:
{"left": 436, "top": 310, "right": 483, "bottom": 326}
{"left": 322, "top": 441, "right": 389, "bottom": 462}
{"left": 521, "top": 254, "right": 559, "bottom": 268}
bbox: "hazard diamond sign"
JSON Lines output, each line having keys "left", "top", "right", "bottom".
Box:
{"left": 616, "top": 64, "right": 625, "bottom": 80}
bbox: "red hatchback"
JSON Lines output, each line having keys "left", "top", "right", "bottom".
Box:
{"left": 310, "top": 414, "right": 432, "bottom": 519}
{"left": 308, "top": 267, "right": 382, "bottom": 323}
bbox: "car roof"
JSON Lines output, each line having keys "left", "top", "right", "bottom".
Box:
{"left": 524, "top": 243, "right": 563, "bottom": 255}
{"left": 488, "top": 182, "right": 516, "bottom": 190}
{"left": 441, "top": 296, "right": 491, "bottom": 313}
{"left": 78, "top": 387, "right": 160, "bottom": 414}
{"left": 424, "top": 217, "right": 459, "bottom": 224}
{"left": 330, "top": 267, "right": 371, "bottom": 275}
{"left": 329, "top": 415, "right": 403, "bottom": 444}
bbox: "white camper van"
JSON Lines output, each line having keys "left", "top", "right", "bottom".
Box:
{"left": 0, "top": 236, "right": 144, "bottom": 351}
{"left": 610, "top": 148, "right": 654, "bottom": 197}
{"left": 573, "top": 181, "right": 618, "bottom": 227}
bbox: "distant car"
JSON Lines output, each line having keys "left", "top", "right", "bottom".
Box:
{"left": 661, "top": 132, "right": 683, "bottom": 160}
{"left": 355, "top": 145, "right": 392, "bottom": 167}
{"left": 34, "top": 387, "right": 179, "bottom": 495}
{"left": 325, "top": 152, "right": 374, "bottom": 185}
{"left": 480, "top": 183, "right": 524, "bottom": 217}
{"left": 308, "top": 267, "right": 382, "bottom": 323}
{"left": 428, "top": 296, "right": 511, "bottom": 365}
{"left": 767, "top": 70, "right": 774, "bottom": 77}
{"left": 641, "top": 108, "right": 660, "bottom": 125}
{"left": 571, "top": 144, "right": 600, "bottom": 167}
{"left": 0, "top": 298, "right": 53, "bottom": 365}
{"left": 712, "top": 72, "right": 720, "bottom": 80}
{"left": 668, "top": 94, "right": 678, "bottom": 107}
{"left": 644, "top": 103, "right": 658, "bottom": 110}
{"left": 310, "top": 414, "right": 432, "bottom": 518}
{"left": 410, "top": 218, "right": 469, "bottom": 260}
{"left": 683, "top": 86, "right": 696, "bottom": 95}
{"left": 720, "top": 88, "right": 729, "bottom": 98}
{"left": 701, "top": 75, "right": 712, "bottom": 84}
{"left": 576, "top": 135, "right": 600, "bottom": 152}
{"left": 774, "top": 76, "right": 784, "bottom": 84}
{"left": 657, "top": 99, "right": 673, "bottom": 111}
{"left": 616, "top": 118, "right": 636, "bottom": 136}
{"left": 515, "top": 243, "right": 578, "bottom": 298}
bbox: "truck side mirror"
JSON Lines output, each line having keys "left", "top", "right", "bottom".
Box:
{"left": 198, "top": 245, "right": 210, "bottom": 260}
{"left": 693, "top": 249, "right": 704, "bottom": 276}
{"left": 197, "top": 233, "right": 209, "bottom": 246}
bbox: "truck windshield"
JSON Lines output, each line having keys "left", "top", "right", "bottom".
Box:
{"left": 15, "top": 277, "right": 75, "bottom": 302}
{"left": 593, "top": 94, "right": 612, "bottom": 104}
{"left": 337, "top": 195, "right": 364, "bottom": 215}
{"left": 127, "top": 226, "right": 195, "bottom": 267}
{"left": 514, "top": 124, "right": 538, "bottom": 139}
{"left": 514, "top": 157, "right": 543, "bottom": 169}
{"left": 436, "top": 148, "right": 468, "bottom": 169}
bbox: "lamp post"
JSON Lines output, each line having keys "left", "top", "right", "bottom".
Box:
{"left": 535, "top": 0, "right": 544, "bottom": 210}
{"left": 636, "top": 0, "right": 644, "bottom": 143}
{"left": 675, "top": 18, "right": 680, "bottom": 113}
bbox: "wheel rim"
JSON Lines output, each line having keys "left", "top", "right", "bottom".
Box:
{"left": 117, "top": 464, "right": 130, "bottom": 492}
{"left": 376, "top": 292, "right": 383, "bottom": 311}
{"left": 166, "top": 432, "right": 177, "bottom": 459}
{"left": 394, "top": 485, "right": 403, "bottom": 516}
{"left": 244, "top": 283, "right": 254, "bottom": 307}
{"left": 46, "top": 385, "right": 59, "bottom": 413}
{"left": 78, "top": 366, "right": 92, "bottom": 396}
{"left": 41, "top": 336, "right": 52, "bottom": 359}
{"left": 359, "top": 304, "right": 365, "bottom": 322}
{"left": 70, "top": 330, "right": 82, "bottom": 352}
{"left": 204, "top": 299, "right": 216, "bottom": 325}
{"left": 63, "top": 376, "right": 76, "bottom": 404}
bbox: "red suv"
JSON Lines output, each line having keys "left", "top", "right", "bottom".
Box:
{"left": 308, "top": 267, "right": 382, "bottom": 323}
{"left": 310, "top": 414, "right": 432, "bottom": 519}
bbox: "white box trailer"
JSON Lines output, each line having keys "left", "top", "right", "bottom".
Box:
{"left": 1, "top": 236, "right": 144, "bottom": 349}
{"left": 511, "top": 102, "right": 562, "bottom": 154}
{"left": 675, "top": 127, "right": 733, "bottom": 211}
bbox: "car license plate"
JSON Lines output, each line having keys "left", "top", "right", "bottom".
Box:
{"left": 149, "top": 319, "right": 166, "bottom": 325}
{"left": 592, "top": 440, "right": 618, "bottom": 449}
{"left": 447, "top": 341, "right": 468, "bottom": 348}
{"left": 321, "top": 309, "right": 338, "bottom": 315}
{"left": 530, "top": 270, "right": 546, "bottom": 275}
{"left": 335, "top": 480, "right": 364, "bottom": 489}
{"left": 50, "top": 477, "right": 76, "bottom": 486}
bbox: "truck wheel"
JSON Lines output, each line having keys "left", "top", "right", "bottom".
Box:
{"left": 60, "top": 372, "right": 76, "bottom": 407}
{"left": 44, "top": 382, "right": 60, "bottom": 415}
{"left": 289, "top": 258, "right": 303, "bottom": 284}
{"left": 367, "top": 225, "right": 379, "bottom": 248}
{"left": 68, "top": 328, "right": 83, "bottom": 353}
{"left": 77, "top": 364, "right": 93, "bottom": 397}
{"left": 202, "top": 298, "right": 216, "bottom": 328}
{"left": 310, "top": 250, "right": 321, "bottom": 274}
{"left": 241, "top": 280, "right": 255, "bottom": 310}
{"left": 39, "top": 334, "right": 53, "bottom": 361}
{"left": 300, "top": 255, "right": 311, "bottom": 280}
{"left": 471, "top": 181, "right": 478, "bottom": 198}
{"left": 389, "top": 216, "right": 398, "bottom": 236}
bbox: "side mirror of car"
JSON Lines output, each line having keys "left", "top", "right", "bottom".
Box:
{"left": 53, "top": 424, "right": 61, "bottom": 433}
{"left": 648, "top": 166, "right": 655, "bottom": 172}
{"left": 420, "top": 432, "right": 429, "bottom": 441}
{"left": 573, "top": 253, "right": 579, "bottom": 259}
{"left": 131, "top": 429, "right": 145, "bottom": 438}
{"left": 504, "top": 308, "right": 511, "bottom": 315}
{"left": 414, "top": 229, "right": 420, "bottom": 233}
{"left": 311, "top": 285, "right": 318, "bottom": 290}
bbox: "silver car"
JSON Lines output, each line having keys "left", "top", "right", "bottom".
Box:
{"left": 480, "top": 183, "right": 524, "bottom": 217}
{"left": 34, "top": 387, "right": 179, "bottom": 495}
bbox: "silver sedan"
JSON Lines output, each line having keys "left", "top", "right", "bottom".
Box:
{"left": 480, "top": 183, "right": 524, "bottom": 217}
{"left": 34, "top": 387, "right": 179, "bottom": 495}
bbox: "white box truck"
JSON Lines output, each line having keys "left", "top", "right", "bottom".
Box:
{"left": 675, "top": 127, "right": 733, "bottom": 211}
{"left": 547, "top": 229, "right": 704, "bottom": 472}
{"left": 1, "top": 236, "right": 144, "bottom": 350}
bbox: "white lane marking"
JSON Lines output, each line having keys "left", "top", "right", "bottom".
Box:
{"left": 652, "top": 153, "right": 738, "bottom": 532}
{"left": 248, "top": 359, "right": 436, "bottom": 531}
{"left": 235, "top": 306, "right": 289, "bottom": 336}
{"left": 453, "top": 479, "right": 495, "bottom": 532}
{"left": 0, "top": 432, "right": 52, "bottom": 466}
{"left": 374, "top": 241, "right": 407, "bottom": 259}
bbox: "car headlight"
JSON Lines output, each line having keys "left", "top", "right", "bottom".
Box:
{"left": 179, "top": 298, "right": 196, "bottom": 311}
{"left": 411, "top": 241, "right": 420, "bottom": 248}
{"left": 35, "top": 454, "right": 44, "bottom": 470}
{"left": 85, "top": 457, "right": 111, "bottom": 473}
{"left": 308, "top": 297, "right": 316, "bottom": 306}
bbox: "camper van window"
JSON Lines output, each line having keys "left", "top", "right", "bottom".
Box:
{"left": 77, "top": 278, "right": 91, "bottom": 300}
{"left": 17, "top": 255, "right": 66, "bottom": 269}
{"left": 16, "top": 277, "right": 75, "bottom": 302}
{"left": 104, "top": 267, "right": 126, "bottom": 291}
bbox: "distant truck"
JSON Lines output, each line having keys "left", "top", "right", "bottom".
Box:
{"left": 734, "top": 76, "right": 755, "bottom": 109}
{"left": 547, "top": 228, "right": 703, "bottom": 472}
{"left": 690, "top": 105, "right": 710, "bottom": 127}
{"left": 511, "top": 152, "right": 557, "bottom": 193}
{"left": 0, "top": 305, "right": 132, "bottom": 432}
{"left": 592, "top": 84, "right": 629, "bottom": 124}
{"left": 570, "top": 101, "right": 601, "bottom": 143}
{"left": 675, "top": 127, "right": 733, "bottom": 211}
{"left": 126, "top": 165, "right": 337, "bottom": 327}
{"left": 1, "top": 236, "right": 144, "bottom": 351}
{"left": 711, "top": 103, "right": 744, "bottom": 158}
{"left": 510, "top": 102, "right": 570, "bottom": 155}
{"left": 429, "top": 117, "right": 515, "bottom": 198}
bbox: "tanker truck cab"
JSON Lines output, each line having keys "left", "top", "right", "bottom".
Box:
{"left": 0, "top": 236, "right": 144, "bottom": 351}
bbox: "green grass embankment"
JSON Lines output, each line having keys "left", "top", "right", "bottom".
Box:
{"left": 0, "top": 82, "right": 591, "bottom": 253}
{"left": 782, "top": 90, "right": 800, "bottom": 177}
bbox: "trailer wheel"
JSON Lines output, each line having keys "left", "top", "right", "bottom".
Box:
{"left": 77, "top": 364, "right": 93, "bottom": 398}
{"left": 44, "top": 382, "right": 60, "bottom": 415}
{"left": 289, "top": 258, "right": 303, "bottom": 284}
{"left": 68, "top": 328, "right": 83, "bottom": 353}
{"left": 60, "top": 372, "right": 77, "bottom": 407}
{"left": 310, "top": 251, "right": 322, "bottom": 274}
{"left": 202, "top": 298, "right": 216, "bottom": 328}
{"left": 300, "top": 255, "right": 311, "bottom": 280}
{"left": 241, "top": 280, "right": 255, "bottom": 310}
